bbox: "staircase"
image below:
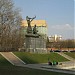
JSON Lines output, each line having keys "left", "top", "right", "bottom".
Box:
{"left": 0, "top": 52, "right": 26, "bottom": 66}
{"left": 57, "top": 52, "right": 75, "bottom": 61}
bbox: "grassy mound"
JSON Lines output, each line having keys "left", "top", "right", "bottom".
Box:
{"left": 64, "top": 52, "right": 75, "bottom": 59}
{"left": 0, "top": 53, "right": 71, "bottom": 75}
{"left": 0, "top": 54, "right": 12, "bottom": 66}
{"left": 13, "top": 52, "right": 68, "bottom": 64}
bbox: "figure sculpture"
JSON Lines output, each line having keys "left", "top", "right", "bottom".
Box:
{"left": 26, "top": 16, "right": 36, "bottom": 33}
{"left": 33, "top": 25, "right": 38, "bottom": 34}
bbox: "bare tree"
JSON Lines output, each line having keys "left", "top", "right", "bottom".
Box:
{"left": 0, "top": 0, "right": 23, "bottom": 51}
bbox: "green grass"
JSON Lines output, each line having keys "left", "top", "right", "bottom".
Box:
{"left": 13, "top": 52, "right": 68, "bottom": 64}
{"left": 0, "top": 66, "right": 72, "bottom": 75}
{"left": 0, "top": 53, "right": 71, "bottom": 75}
{"left": 64, "top": 52, "right": 75, "bottom": 59}
{"left": 0, "top": 54, "right": 12, "bottom": 66}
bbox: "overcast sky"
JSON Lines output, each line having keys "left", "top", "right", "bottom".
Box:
{"left": 13, "top": 0, "right": 74, "bottom": 39}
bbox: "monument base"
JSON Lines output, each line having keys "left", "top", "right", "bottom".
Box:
{"left": 25, "top": 34, "right": 47, "bottom": 53}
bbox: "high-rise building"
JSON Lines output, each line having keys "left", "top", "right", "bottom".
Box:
{"left": 49, "top": 34, "right": 62, "bottom": 42}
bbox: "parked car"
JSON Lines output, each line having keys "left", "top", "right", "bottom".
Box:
{"left": 54, "top": 50, "right": 61, "bottom": 52}
{"left": 70, "top": 50, "right": 75, "bottom": 52}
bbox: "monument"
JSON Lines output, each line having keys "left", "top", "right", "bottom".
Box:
{"left": 26, "top": 16, "right": 36, "bottom": 33}
{"left": 25, "top": 16, "right": 47, "bottom": 53}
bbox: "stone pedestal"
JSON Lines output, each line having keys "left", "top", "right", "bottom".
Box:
{"left": 25, "top": 34, "right": 47, "bottom": 53}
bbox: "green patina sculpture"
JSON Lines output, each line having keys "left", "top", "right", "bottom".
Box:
{"left": 26, "top": 16, "right": 36, "bottom": 33}
{"left": 33, "top": 24, "right": 38, "bottom": 34}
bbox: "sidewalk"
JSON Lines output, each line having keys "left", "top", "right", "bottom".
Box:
{"left": 20, "top": 63, "right": 75, "bottom": 75}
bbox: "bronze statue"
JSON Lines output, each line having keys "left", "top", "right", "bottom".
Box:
{"left": 33, "top": 25, "right": 38, "bottom": 34}
{"left": 26, "top": 16, "right": 36, "bottom": 33}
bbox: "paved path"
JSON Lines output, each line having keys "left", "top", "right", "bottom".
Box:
{"left": 17, "top": 63, "right": 75, "bottom": 75}
{"left": 0, "top": 52, "right": 26, "bottom": 65}
{"left": 57, "top": 52, "right": 75, "bottom": 61}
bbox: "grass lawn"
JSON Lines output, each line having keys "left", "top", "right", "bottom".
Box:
{"left": 13, "top": 52, "right": 68, "bottom": 64}
{"left": 64, "top": 52, "right": 75, "bottom": 59}
{"left": 0, "top": 54, "right": 72, "bottom": 75}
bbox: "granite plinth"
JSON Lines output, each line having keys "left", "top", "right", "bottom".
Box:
{"left": 25, "top": 34, "right": 47, "bottom": 53}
